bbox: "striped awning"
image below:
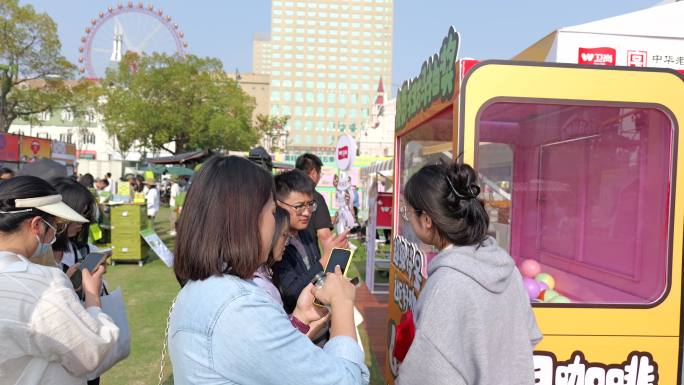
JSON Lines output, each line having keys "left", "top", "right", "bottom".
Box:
{"left": 360, "top": 159, "right": 394, "bottom": 178}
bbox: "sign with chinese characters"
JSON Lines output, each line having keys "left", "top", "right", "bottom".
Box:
{"left": 395, "top": 26, "right": 460, "bottom": 132}
{"left": 578, "top": 47, "right": 617, "bottom": 66}
{"left": 534, "top": 351, "right": 658, "bottom": 385}
{"left": 556, "top": 33, "right": 684, "bottom": 72}
{"left": 386, "top": 235, "right": 428, "bottom": 381}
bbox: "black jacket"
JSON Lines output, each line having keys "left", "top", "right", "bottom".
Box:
{"left": 272, "top": 230, "right": 322, "bottom": 313}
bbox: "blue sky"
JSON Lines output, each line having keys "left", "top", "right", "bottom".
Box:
{"left": 24, "top": 0, "right": 658, "bottom": 93}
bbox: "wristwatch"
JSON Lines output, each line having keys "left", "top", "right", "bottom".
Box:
{"left": 289, "top": 314, "right": 311, "bottom": 334}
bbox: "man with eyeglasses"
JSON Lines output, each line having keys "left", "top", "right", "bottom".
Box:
{"left": 295, "top": 153, "right": 335, "bottom": 254}
{"left": 272, "top": 170, "right": 347, "bottom": 315}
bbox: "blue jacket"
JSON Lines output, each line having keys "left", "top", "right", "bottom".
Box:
{"left": 168, "top": 274, "right": 369, "bottom": 385}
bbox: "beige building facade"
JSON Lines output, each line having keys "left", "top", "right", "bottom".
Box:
{"left": 227, "top": 72, "right": 271, "bottom": 125}
{"left": 269, "top": 0, "right": 393, "bottom": 155}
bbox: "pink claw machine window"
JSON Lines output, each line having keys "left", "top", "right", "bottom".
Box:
{"left": 476, "top": 101, "right": 674, "bottom": 306}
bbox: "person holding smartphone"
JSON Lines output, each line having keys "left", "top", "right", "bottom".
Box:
{"left": 271, "top": 170, "right": 348, "bottom": 314}
{"left": 169, "top": 156, "right": 368, "bottom": 385}
{"left": 0, "top": 176, "right": 119, "bottom": 385}
{"left": 50, "top": 179, "right": 98, "bottom": 291}
{"left": 51, "top": 177, "right": 116, "bottom": 385}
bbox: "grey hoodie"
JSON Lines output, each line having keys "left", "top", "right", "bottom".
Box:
{"left": 396, "top": 237, "right": 542, "bottom": 385}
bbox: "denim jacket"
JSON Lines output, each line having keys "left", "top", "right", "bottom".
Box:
{"left": 168, "top": 274, "right": 369, "bottom": 385}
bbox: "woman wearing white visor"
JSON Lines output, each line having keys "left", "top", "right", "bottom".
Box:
{"left": 0, "top": 176, "right": 119, "bottom": 385}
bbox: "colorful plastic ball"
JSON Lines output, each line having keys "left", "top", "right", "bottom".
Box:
{"left": 548, "top": 295, "right": 571, "bottom": 304}
{"left": 523, "top": 278, "right": 541, "bottom": 300}
{"left": 535, "top": 273, "right": 556, "bottom": 290}
{"left": 539, "top": 289, "right": 559, "bottom": 302}
{"left": 537, "top": 281, "right": 548, "bottom": 291}
{"left": 520, "top": 259, "right": 542, "bottom": 278}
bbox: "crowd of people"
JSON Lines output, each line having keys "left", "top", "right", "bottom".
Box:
{"left": 0, "top": 151, "right": 539, "bottom": 385}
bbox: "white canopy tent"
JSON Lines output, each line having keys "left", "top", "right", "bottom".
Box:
{"left": 514, "top": 1, "right": 684, "bottom": 73}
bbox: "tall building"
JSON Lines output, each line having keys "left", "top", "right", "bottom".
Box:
{"left": 269, "top": 0, "right": 393, "bottom": 155}
{"left": 252, "top": 33, "right": 272, "bottom": 75}
{"left": 226, "top": 72, "right": 271, "bottom": 124}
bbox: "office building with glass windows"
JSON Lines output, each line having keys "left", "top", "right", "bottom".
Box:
{"left": 268, "top": 0, "right": 393, "bottom": 155}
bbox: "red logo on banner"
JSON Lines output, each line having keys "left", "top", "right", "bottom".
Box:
{"left": 338, "top": 146, "right": 349, "bottom": 160}
{"left": 627, "top": 50, "right": 648, "bottom": 67}
{"left": 30, "top": 140, "right": 40, "bottom": 154}
{"left": 578, "top": 47, "right": 616, "bottom": 66}
{"left": 376, "top": 192, "right": 392, "bottom": 228}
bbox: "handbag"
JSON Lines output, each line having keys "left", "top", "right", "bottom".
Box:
{"left": 87, "top": 287, "right": 131, "bottom": 380}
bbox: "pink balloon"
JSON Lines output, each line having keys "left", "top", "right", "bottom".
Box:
{"left": 520, "top": 259, "right": 542, "bottom": 278}
{"left": 523, "top": 278, "right": 541, "bottom": 300}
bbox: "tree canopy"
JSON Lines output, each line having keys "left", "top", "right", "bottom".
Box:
{"left": 101, "top": 52, "right": 258, "bottom": 155}
{"left": 0, "top": 0, "right": 76, "bottom": 132}
{"left": 254, "top": 114, "right": 290, "bottom": 153}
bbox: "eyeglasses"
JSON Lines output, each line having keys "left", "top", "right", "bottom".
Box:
{"left": 399, "top": 202, "right": 422, "bottom": 222}
{"left": 279, "top": 200, "right": 318, "bottom": 215}
{"left": 42, "top": 218, "right": 68, "bottom": 235}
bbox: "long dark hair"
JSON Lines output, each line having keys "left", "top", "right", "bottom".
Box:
{"left": 266, "top": 206, "right": 290, "bottom": 267}
{"left": 51, "top": 178, "right": 96, "bottom": 251}
{"left": 0, "top": 176, "right": 56, "bottom": 234}
{"left": 174, "top": 156, "right": 275, "bottom": 284}
{"left": 404, "top": 161, "right": 489, "bottom": 246}
{"left": 78, "top": 173, "right": 94, "bottom": 188}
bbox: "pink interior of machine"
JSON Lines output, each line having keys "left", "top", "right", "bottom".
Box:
{"left": 477, "top": 101, "right": 674, "bottom": 305}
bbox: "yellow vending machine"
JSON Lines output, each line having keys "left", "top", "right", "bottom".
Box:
{"left": 387, "top": 29, "right": 684, "bottom": 385}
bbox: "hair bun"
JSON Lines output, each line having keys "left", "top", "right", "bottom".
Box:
{"left": 443, "top": 162, "right": 480, "bottom": 201}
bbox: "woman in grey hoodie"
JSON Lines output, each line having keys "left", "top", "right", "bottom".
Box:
{"left": 396, "top": 162, "right": 542, "bottom": 385}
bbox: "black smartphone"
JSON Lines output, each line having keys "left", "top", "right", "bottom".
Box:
{"left": 325, "top": 248, "right": 354, "bottom": 275}
{"left": 69, "top": 269, "right": 82, "bottom": 290}
{"left": 80, "top": 252, "right": 107, "bottom": 272}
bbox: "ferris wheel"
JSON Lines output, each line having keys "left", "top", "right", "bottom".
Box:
{"left": 78, "top": 2, "right": 188, "bottom": 79}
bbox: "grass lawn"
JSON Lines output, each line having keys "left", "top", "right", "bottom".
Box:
{"left": 100, "top": 207, "right": 387, "bottom": 385}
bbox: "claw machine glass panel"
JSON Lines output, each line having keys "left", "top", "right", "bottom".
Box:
{"left": 460, "top": 61, "right": 684, "bottom": 384}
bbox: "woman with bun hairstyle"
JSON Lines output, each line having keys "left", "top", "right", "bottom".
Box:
{"left": 0, "top": 176, "right": 119, "bottom": 385}
{"left": 396, "top": 162, "right": 541, "bottom": 385}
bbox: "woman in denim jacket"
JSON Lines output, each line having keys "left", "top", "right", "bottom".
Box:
{"left": 168, "top": 156, "right": 369, "bottom": 385}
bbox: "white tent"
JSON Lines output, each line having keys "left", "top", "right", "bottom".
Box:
{"left": 514, "top": 2, "right": 684, "bottom": 73}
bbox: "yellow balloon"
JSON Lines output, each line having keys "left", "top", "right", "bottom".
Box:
{"left": 535, "top": 273, "right": 555, "bottom": 290}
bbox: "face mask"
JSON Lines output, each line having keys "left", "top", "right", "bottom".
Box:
{"left": 31, "top": 220, "right": 57, "bottom": 260}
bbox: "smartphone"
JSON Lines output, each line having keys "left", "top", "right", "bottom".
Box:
{"left": 325, "top": 248, "right": 354, "bottom": 276}
{"left": 69, "top": 269, "right": 82, "bottom": 291}
{"left": 80, "top": 252, "right": 107, "bottom": 272}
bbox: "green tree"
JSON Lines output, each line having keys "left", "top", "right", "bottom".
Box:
{"left": 0, "top": 0, "right": 76, "bottom": 132}
{"left": 254, "top": 114, "right": 290, "bottom": 153}
{"left": 101, "top": 52, "right": 257, "bottom": 155}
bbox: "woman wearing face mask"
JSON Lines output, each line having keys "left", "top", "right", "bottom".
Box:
{"left": 0, "top": 176, "right": 119, "bottom": 385}
{"left": 169, "top": 156, "right": 368, "bottom": 385}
